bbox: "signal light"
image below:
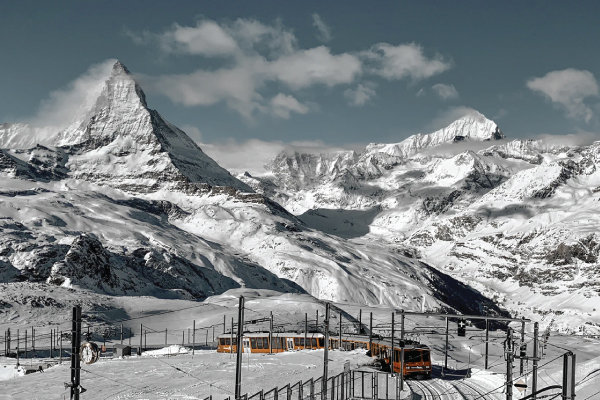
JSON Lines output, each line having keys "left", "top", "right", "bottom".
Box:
{"left": 457, "top": 319, "right": 466, "bottom": 337}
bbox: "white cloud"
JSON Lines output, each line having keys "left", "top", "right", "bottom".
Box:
{"left": 527, "top": 68, "right": 599, "bottom": 123}
{"left": 180, "top": 125, "right": 202, "bottom": 141}
{"left": 344, "top": 82, "right": 377, "bottom": 107}
{"left": 416, "top": 88, "right": 426, "bottom": 97}
{"left": 362, "top": 43, "right": 452, "bottom": 81}
{"left": 270, "top": 46, "right": 361, "bottom": 89}
{"left": 129, "top": 19, "right": 452, "bottom": 120}
{"left": 269, "top": 93, "right": 310, "bottom": 119}
{"left": 312, "top": 13, "right": 332, "bottom": 42}
{"left": 431, "top": 83, "right": 459, "bottom": 100}
{"left": 28, "top": 59, "right": 116, "bottom": 129}
{"left": 160, "top": 21, "right": 239, "bottom": 56}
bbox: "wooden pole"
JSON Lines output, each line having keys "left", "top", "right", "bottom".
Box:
{"left": 532, "top": 322, "right": 539, "bottom": 399}
{"left": 235, "top": 296, "right": 245, "bottom": 400}
{"left": 485, "top": 319, "right": 489, "bottom": 369}
{"left": 322, "top": 303, "right": 330, "bottom": 400}
{"left": 359, "top": 309, "right": 362, "bottom": 334}
{"left": 304, "top": 313, "right": 307, "bottom": 350}
{"left": 139, "top": 324, "right": 142, "bottom": 355}
{"left": 400, "top": 310, "right": 405, "bottom": 389}
{"left": 269, "top": 311, "right": 273, "bottom": 354}
{"left": 369, "top": 313, "right": 373, "bottom": 354}
{"left": 339, "top": 312, "right": 342, "bottom": 350}
{"left": 391, "top": 313, "right": 395, "bottom": 374}
{"left": 444, "top": 317, "right": 449, "bottom": 370}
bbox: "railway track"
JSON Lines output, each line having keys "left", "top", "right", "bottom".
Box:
{"left": 406, "top": 377, "right": 501, "bottom": 400}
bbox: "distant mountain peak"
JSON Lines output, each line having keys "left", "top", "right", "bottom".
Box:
{"left": 112, "top": 60, "right": 131, "bottom": 76}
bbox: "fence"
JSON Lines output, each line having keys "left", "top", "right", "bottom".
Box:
{"left": 229, "top": 370, "right": 409, "bottom": 400}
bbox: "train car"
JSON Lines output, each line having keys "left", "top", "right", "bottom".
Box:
{"left": 216, "top": 331, "right": 432, "bottom": 379}
{"left": 391, "top": 344, "right": 431, "bottom": 378}
{"left": 216, "top": 332, "right": 325, "bottom": 354}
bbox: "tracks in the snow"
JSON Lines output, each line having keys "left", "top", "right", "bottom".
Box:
{"left": 406, "top": 378, "right": 499, "bottom": 399}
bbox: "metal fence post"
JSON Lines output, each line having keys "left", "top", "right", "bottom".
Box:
{"left": 372, "top": 372, "right": 378, "bottom": 400}
{"left": 299, "top": 381, "right": 303, "bottom": 400}
{"left": 310, "top": 379, "right": 314, "bottom": 400}
{"left": 274, "top": 387, "right": 278, "bottom": 400}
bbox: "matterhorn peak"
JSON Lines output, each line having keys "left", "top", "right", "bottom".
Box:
{"left": 111, "top": 60, "right": 131, "bottom": 76}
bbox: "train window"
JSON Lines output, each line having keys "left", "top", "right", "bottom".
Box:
{"left": 250, "top": 338, "right": 257, "bottom": 349}
{"left": 256, "top": 338, "right": 263, "bottom": 349}
{"left": 294, "top": 338, "right": 300, "bottom": 346}
{"left": 219, "top": 338, "right": 225, "bottom": 345}
{"left": 404, "top": 350, "right": 421, "bottom": 362}
{"left": 421, "top": 351, "right": 430, "bottom": 362}
{"left": 232, "top": 338, "right": 237, "bottom": 345}
{"left": 299, "top": 338, "right": 305, "bottom": 346}
{"left": 318, "top": 338, "right": 324, "bottom": 347}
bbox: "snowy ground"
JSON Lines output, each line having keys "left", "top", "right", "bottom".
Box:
{"left": 1, "top": 289, "right": 599, "bottom": 399}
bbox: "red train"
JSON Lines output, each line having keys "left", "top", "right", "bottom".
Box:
{"left": 216, "top": 333, "right": 431, "bottom": 378}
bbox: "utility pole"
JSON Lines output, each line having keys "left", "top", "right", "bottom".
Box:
{"left": 139, "top": 324, "right": 143, "bottom": 356}
{"left": 223, "top": 315, "right": 226, "bottom": 337}
{"left": 359, "top": 309, "right": 362, "bottom": 334}
{"left": 269, "top": 311, "right": 273, "bottom": 354}
{"left": 121, "top": 324, "right": 124, "bottom": 345}
{"left": 444, "top": 317, "right": 449, "bottom": 370}
{"left": 50, "top": 329, "right": 53, "bottom": 358}
{"left": 532, "top": 322, "right": 539, "bottom": 400}
{"left": 505, "top": 328, "right": 514, "bottom": 400}
{"left": 304, "top": 313, "right": 308, "bottom": 350}
{"left": 391, "top": 312, "right": 395, "bottom": 374}
{"left": 322, "top": 303, "right": 330, "bottom": 400}
{"left": 369, "top": 313, "right": 373, "bottom": 353}
{"left": 165, "top": 328, "right": 168, "bottom": 345}
{"left": 520, "top": 318, "right": 525, "bottom": 375}
{"left": 339, "top": 312, "right": 342, "bottom": 350}
{"left": 316, "top": 310, "right": 319, "bottom": 331}
{"left": 69, "top": 305, "right": 82, "bottom": 400}
{"left": 231, "top": 317, "right": 234, "bottom": 355}
{"left": 235, "top": 296, "right": 245, "bottom": 400}
{"left": 192, "top": 320, "right": 196, "bottom": 356}
{"left": 485, "top": 319, "right": 489, "bottom": 370}
{"left": 400, "top": 310, "right": 405, "bottom": 390}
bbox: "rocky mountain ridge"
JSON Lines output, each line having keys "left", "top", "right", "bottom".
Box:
{"left": 0, "top": 61, "right": 507, "bottom": 321}
{"left": 240, "top": 116, "right": 600, "bottom": 334}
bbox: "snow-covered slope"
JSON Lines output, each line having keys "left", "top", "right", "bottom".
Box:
{"left": 242, "top": 116, "right": 600, "bottom": 333}
{"left": 0, "top": 61, "right": 506, "bottom": 321}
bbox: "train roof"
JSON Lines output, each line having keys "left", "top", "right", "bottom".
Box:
{"left": 216, "top": 332, "right": 430, "bottom": 350}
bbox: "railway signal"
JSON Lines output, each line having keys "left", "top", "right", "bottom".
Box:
{"left": 457, "top": 319, "right": 466, "bottom": 337}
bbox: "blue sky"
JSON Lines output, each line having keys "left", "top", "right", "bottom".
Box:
{"left": 2, "top": 1, "right": 600, "bottom": 171}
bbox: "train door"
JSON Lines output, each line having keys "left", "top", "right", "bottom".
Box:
{"left": 243, "top": 338, "right": 251, "bottom": 353}
{"left": 287, "top": 338, "right": 294, "bottom": 350}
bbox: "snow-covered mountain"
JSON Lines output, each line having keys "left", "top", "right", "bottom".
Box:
{"left": 0, "top": 61, "right": 250, "bottom": 193}
{"left": 0, "top": 61, "right": 508, "bottom": 323}
{"left": 240, "top": 114, "right": 600, "bottom": 334}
